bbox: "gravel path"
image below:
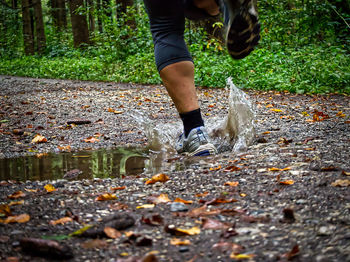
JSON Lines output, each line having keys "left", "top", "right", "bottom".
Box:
{"left": 0, "top": 75, "right": 349, "bottom": 262}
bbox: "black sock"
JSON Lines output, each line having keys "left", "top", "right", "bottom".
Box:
{"left": 179, "top": 108, "right": 204, "bottom": 137}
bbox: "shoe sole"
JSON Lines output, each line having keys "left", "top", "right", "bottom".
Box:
{"left": 225, "top": 0, "right": 260, "bottom": 59}
{"left": 188, "top": 143, "right": 217, "bottom": 157}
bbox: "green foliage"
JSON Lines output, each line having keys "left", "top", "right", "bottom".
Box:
{"left": 0, "top": 0, "right": 349, "bottom": 94}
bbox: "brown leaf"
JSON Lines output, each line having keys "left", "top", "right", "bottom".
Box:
{"left": 145, "top": 173, "right": 169, "bottom": 185}
{"left": 164, "top": 225, "right": 200, "bottom": 236}
{"left": 110, "top": 186, "right": 126, "bottom": 191}
{"left": 224, "top": 165, "right": 241, "bottom": 172}
{"left": 83, "top": 136, "right": 100, "bottom": 143}
{"left": 104, "top": 227, "right": 121, "bottom": 239}
{"left": 170, "top": 238, "right": 191, "bottom": 246}
{"left": 1, "top": 214, "right": 30, "bottom": 224}
{"left": 141, "top": 214, "right": 163, "bottom": 226}
{"left": 280, "top": 208, "right": 295, "bottom": 223}
{"left": 147, "top": 193, "right": 171, "bottom": 204}
{"left": 174, "top": 198, "right": 193, "bottom": 204}
{"left": 81, "top": 239, "right": 108, "bottom": 249}
{"left": 7, "top": 191, "right": 26, "bottom": 199}
{"left": 182, "top": 205, "right": 221, "bottom": 217}
{"left": 282, "top": 244, "right": 300, "bottom": 260}
{"left": 202, "top": 218, "right": 229, "bottom": 230}
{"left": 331, "top": 179, "right": 350, "bottom": 187}
{"left": 95, "top": 193, "right": 117, "bottom": 201}
{"left": 49, "top": 217, "right": 73, "bottom": 226}
{"left": 31, "top": 134, "right": 47, "bottom": 143}
{"left": 0, "top": 204, "right": 12, "bottom": 216}
{"left": 224, "top": 181, "right": 239, "bottom": 187}
{"left": 195, "top": 192, "right": 209, "bottom": 197}
{"left": 279, "top": 180, "right": 295, "bottom": 185}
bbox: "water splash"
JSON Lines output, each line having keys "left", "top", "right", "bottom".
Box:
{"left": 131, "top": 78, "right": 255, "bottom": 153}
{"left": 209, "top": 77, "right": 255, "bottom": 152}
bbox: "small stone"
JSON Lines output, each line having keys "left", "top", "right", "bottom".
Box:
{"left": 179, "top": 246, "right": 190, "bottom": 252}
{"left": 170, "top": 202, "right": 188, "bottom": 212}
{"left": 317, "top": 226, "right": 333, "bottom": 236}
{"left": 10, "top": 230, "right": 24, "bottom": 236}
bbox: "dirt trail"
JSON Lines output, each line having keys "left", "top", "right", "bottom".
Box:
{"left": 0, "top": 75, "right": 349, "bottom": 261}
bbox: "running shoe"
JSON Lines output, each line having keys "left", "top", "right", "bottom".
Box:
{"left": 220, "top": 0, "right": 260, "bottom": 59}
{"left": 176, "top": 126, "right": 217, "bottom": 156}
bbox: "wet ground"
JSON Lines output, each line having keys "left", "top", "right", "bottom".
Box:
{"left": 0, "top": 75, "right": 349, "bottom": 261}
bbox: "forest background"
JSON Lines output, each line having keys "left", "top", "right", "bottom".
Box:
{"left": 0, "top": 0, "right": 349, "bottom": 94}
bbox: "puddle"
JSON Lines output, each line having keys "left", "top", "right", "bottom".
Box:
{"left": 1, "top": 78, "right": 255, "bottom": 181}
{"left": 0, "top": 147, "right": 169, "bottom": 181}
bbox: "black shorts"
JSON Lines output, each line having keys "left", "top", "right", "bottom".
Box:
{"left": 143, "top": 0, "right": 211, "bottom": 72}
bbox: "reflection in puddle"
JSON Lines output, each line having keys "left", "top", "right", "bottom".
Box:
{"left": 0, "top": 147, "right": 169, "bottom": 181}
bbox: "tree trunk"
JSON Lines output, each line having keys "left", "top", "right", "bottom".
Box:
{"left": 33, "top": 0, "right": 46, "bottom": 53}
{"left": 57, "top": 0, "right": 67, "bottom": 28}
{"left": 50, "top": 0, "right": 59, "bottom": 28}
{"left": 21, "top": 0, "right": 35, "bottom": 55}
{"left": 69, "top": 0, "right": 90, "bottom": 47}
{"left": 87, "top": 0, "right": 95, "bottom": 34}
{"left": 96, "top": 0, "right": 103, "bottom": 32}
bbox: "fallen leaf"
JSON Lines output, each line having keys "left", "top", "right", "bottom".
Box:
{"left": 104, "top": 227, "right": 121, "bottom": 239}
{"left": 209, "top": 165, "right": 221, "bottom": 171}
{"left": 202, "top": 218, "right": 229, "bottom": 230}
{"left": 7, "top": 191, "right": 26, "bottom": 199}
{"left": 107, "top": 108, "right": 123, "bottom": 114}
{"left": 331, "top": 179, "right": 350, "bottom": 187}
{"left": 110, "top": 186, "right": 126, "bottom": 191}
{"left": 148, "top": 194, "right": 171, "bottom": 204}
{"left": 187, "top": 205, "right": 221, "bottom": 217}
{"left": 280, "top": 208, "right": 295, "bottom": 223}
{"left": 50, "top": 217, "right": 73, "bottom": 226}
{"left": 136, "top": 204, "right": 155, "bottom": 209}
{"left": 282, "top": 244, "right": 300, "bottom": 260}
{"left": 31, "top": 134, "right": 47, "bottom": 143}
{"left": 44, "top": 184, "right": 57, "bottom": 193}
{"left": 57, "top": 145, "right": 71, "bottom": 152}
{"left": 342, "top": 171, "right": 350, "bottom": 176}
{"left": 145, "top": 173, "right": 169, "bottom": 184}
{"left": 1, "top": 214, "right": 30, "bottom": 224}
{"left": 170, "top": 238, "right": 191, "bottom": 246}
{"left": 230, "top": 253, "right": 255, "bottom": 260}
{"left": 165, "top": 225, "right": 200, "bottom": 236}
{"left": 0, "top": 204, "right": 12, "bottom": 216}
{"left": 141, "top": 214, "right": 163, "bottom": 226}
{"left": 224, "top": 181, "right": 239, "bottom": 187}
{"left": 95, "top": 193, "right": 117, "bottom": 201}
{"left": 174, "top": 198, "right": 193, "bottom": 204}
{"left": 195, "top": 192, "right": 209, "bottom": 197}
{"left": 83, "top": 136, "right": 100, "bottom": 143}
{"left": 24, "top": 188, "right": 38, "bottom": 193}
{"left": 203, "top": 198, "right": 237, "bottom": 205}
{"left": 81, "top": 239, "right": 108, "bottom": 249}
{"left": 280, "top": 180, "right": 295, "bottom": 185}
{"left": 69, "top": 225, "right": 94, "bottom": 237}
{"left": 336, "top": 111, "right": 346, "bottom": 117}
{"left": 270, "top": 108, "right": 283, "bottom": 113}
{"left": 224, "top": 165, "right": 241, "bottom": 172}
